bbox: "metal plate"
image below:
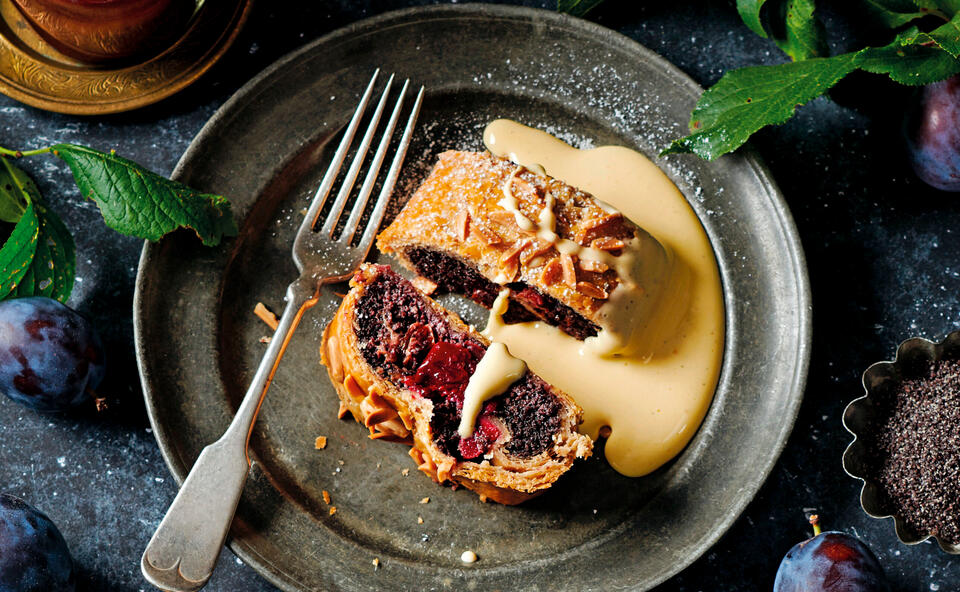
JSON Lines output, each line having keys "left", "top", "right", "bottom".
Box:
{"left": 134, "top": 5, "right": 811, "bottom": 591}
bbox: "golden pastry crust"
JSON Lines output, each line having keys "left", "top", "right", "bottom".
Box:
{"left": 377, "top": 150, "right": 643, "bottom": 320}
{"left": 320, "top": 264, "right": 593, "bottom": 505}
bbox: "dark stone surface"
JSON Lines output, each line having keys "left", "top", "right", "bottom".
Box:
{"left": 0, "top": 0, "right": 956, "bottom": 590}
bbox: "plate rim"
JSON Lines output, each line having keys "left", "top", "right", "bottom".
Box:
{"left": 134, "top": 4, "right": 812, "bottom": 590}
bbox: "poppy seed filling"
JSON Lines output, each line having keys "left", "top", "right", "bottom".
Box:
{"left": 404, "top": 246, "right": 600, "bottom": 340}
{"left": 352, "top": 267, "right": 562, "bottom": 459}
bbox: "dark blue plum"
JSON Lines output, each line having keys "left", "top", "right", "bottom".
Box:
{"left": 774, "top": 531, "right": 890, "bottom": 592}
{"left": 905, "top": 75, "right": 960, "bottom": 191}
{"left": 0, "top": 297, "right": 105, "bottom": 412}
{"left": 0, "top": 494, "right": 75, "bottom": 592}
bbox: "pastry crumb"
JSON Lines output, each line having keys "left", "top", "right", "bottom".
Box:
{"left": 460, "top": 550, "right": 478, "bottom": 564}
{"left": 328, "top": 506, "right": 337, "bottom": 515}
{"left": 401, "top": 468, "right": 410, "bottom": 476}
{"left": 259, "top": 336, "right": 272, "bottom": 344}
{"left": 417, "top": 516, "right": 423, "bottom": 524}
{"left": 338, "top": 459, "right": 344, "bottom": 466}
{"left": 314, "top": 436, "right": 327, "bottom": 449}
{"left": 419, "top": 497, "right": 430, "bottom": 504}
{"left": 254, "top": 302, "right": 279, "bottom": 330}
{"left": 322, "top": 490, "right": 331, "bottom": 504}
{"left": 372, "top": 558, "right": 380, "bottom": 569}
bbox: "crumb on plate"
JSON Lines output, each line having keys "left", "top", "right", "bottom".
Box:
{"left": 254, "top": 302, "right": 279, "bottom": 330}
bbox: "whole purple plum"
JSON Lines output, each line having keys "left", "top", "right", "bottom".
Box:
{"left": 774, "top": 530, "right": 890, "bottom": 592}
{"left": 0, "top": 297, "right": 105, "bottom": 412}
{"left": 905, "top": 75, "right": 960, "bottom": 191}
{"left": 0, "top": 494, "right": 75, "bottom": 591}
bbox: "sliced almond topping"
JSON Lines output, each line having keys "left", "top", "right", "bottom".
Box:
{"left": 591, "top": 237, "right": 625, "bottom": 252}
{"left": 254, "top": 302, "right": 279, "bottom": 331}
{"left": 499, "top": 239, "right": 531, "bottom": 266}
{"left": 498, "top": 258, "right": 519, "bottom": 284}
{"left": 541, "top": 259, "right": 562, "bottom": 286}
{"left": 578, "top": 258, "right": 609, "bottom": 273}
{"left": 488, "top": 210, "right": 518, "bottom": 227}
{"left": 324, "top": 336, "right": 344, "bottom": 382}
{"left": 511, "top": 177, "right": 540, "bottom": 200}
{"left": 497, "top": 239, "right": 530, "bottom": 284}
{"left": 411, "top": 276, "right": 438, "bottom": 295}
{"left": 576, "top": 281, "right": 609, "bottom": 300}
{"left": 560, "top": 253, "right": 578, "bottom": 288}
{"left": 474, "top": 224, "right": 504, "bottom": 246}
{"left": 576, "top": 212, "right": 625, "bottom": 244}
{"left": 343, "top": 374, "right": 366, "bottom": 401}
{"left": 522, "top": 240, "right": 554, "bottom": 266}
{"left": 584, "top": 212, "right": 623, "bottom": 230}
{"left": 455, "top": 209, "right": 470, "bottom": 242}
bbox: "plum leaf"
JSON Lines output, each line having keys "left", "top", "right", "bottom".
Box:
{"left": 737, "top": 0, "right": 772, "bottom": 38}
{"left": 863, "top": 0, "right": 941, "bottom": 27}
{"left": 51, "top": 144, "right": 237, "bottom": 246}
{"left": 662, "top": 54, "right": 858, "bottom": 160}
{"left": 857, "top": 27, "right": 960, "bottom": 84}
{"left": 0, "top": 201, "right": 38, "bottom": 301}
{"left": 774, "top": 0, "right": 830, "bottom": 61}
{"left": 0, "top": 158, "right": 75, "bottom": 302}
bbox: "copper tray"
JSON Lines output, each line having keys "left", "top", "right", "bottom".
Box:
{"left": 0, "top": 0, "right": 252, "bottom": 115}
{"left": 134, "top": 5, "right": 812, "bottom": 591}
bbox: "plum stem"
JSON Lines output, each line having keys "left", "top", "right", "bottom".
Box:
{"left": 809, "top": 513, "right": 821, "bottom": 536}
{"left": 0, "top": 146, "right": 52, "bottom": 158}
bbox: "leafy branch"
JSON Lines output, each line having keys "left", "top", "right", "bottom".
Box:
{"left": 0, "top": 144, "right": 237, "bottom": 303}
{"left": 558, "top": 0, "right": 960, "bottom": 160}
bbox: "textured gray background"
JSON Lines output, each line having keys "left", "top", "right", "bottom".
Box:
{"left": 0, "top": 1, "right": 957, "bottom": 590}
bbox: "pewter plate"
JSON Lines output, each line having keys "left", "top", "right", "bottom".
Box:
{"left": 134, "top": 5, "right": 811, "bottom": 591}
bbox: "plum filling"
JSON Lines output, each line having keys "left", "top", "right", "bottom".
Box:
{"left": 404, "top": 246, "right": 599, "bottom": 340}
{"left": 353, "top": 266, "right": 562, "bottom": 460}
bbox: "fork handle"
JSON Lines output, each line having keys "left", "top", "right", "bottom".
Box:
{"left": 141, "top": 277, "right": 319, "bottom": 592}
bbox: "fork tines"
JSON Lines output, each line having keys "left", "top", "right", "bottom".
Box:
{"left": 304, "top": 70, "right": 424, "bottom": 248}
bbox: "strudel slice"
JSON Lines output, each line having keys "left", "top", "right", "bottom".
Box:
{"left": 320, "top": 264, "right": 592, "bottom": 505}
{"left": 377, "top": 151, "right": 673, "bottom": 355}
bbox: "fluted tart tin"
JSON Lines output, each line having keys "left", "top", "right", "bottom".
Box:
{"left": 842, "top": 331, "right": 960, "bottom": 555}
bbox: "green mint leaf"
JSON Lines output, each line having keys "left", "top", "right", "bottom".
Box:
{"left": 738, "top": 0, "right": 771, "bottom": 38}
{"left": 862, "top": 0, "right": 935, "bottom": 27}
{"left": 774, "top": 0, "right": 830, "bottom": 61}
{"left": 51, "top": 144, "right": 238, "bottom": 246}
{"left": 0, "top": 161, "right": 26, "bottom": 223}
{"left": 14, "top": 201, "right": 75, "bottom": 302}
{"left": 856, "top": 27, "right": 960, "bottom": 84}
{"left": 662, "top": 54, "right": 857, "bottom": 160}
{"left": 0, "top": 201, "right": 38, "bottom": 300}
{"left": 557, "top": 0, "right": 605, "bottom": 17}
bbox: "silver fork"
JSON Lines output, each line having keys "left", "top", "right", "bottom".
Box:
{"left": 141, "top": 70, "right": 424, "bottom": 592}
